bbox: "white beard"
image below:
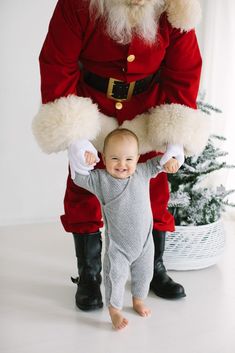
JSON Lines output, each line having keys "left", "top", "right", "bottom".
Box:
{"left": 89, "top": 0, "right": 166, "bottom": 45}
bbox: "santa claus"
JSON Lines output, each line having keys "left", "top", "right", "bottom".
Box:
{"left": 32, "top": 0, "right": 210, "bottom": 311}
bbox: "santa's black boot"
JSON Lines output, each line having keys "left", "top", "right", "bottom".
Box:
{"left": 71, "top": 232, "right": 103, "bottom": 311}
{"left": 150, "top": 230, "right": 186, "bottom": 299}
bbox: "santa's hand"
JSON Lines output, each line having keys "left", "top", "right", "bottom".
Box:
{"left": 68, "top": 139, "right": 100, "bottom": 179}
{"left": 160, "top": 143, "right": 184, "bottom": 168}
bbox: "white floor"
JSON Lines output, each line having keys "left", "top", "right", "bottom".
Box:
{"left": 0, "top": 221, "right": 235, "bottom": 353}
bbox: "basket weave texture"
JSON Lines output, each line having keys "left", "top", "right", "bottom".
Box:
{"left": 163, "top": 219, "right": 226, "bottom": 270}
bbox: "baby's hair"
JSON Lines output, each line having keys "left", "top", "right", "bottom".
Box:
{"left": 103, "top": 128, "right": 139, "bottom": 153}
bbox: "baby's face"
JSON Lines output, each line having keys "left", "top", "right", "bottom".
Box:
{"left": 103, "top": 136, "right": 139, "bottom": 179}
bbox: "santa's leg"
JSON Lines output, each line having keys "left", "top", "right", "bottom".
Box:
{"left": 149, "top": 172, "right": 186, "bottom": 299}
{"left": 61, "top": 174, "right": 103, "bottom": 310}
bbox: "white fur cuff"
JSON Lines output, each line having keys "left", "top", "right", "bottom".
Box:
{"left": 91, "top": 113, "right": 118, "bottom": 152}
{"left": 120, "top": 114, "right": 152, "bottom": 155}
{"left": 166, "top": 0, "right": 202, "bottom": 31}
{"left": 32, "top": 95, "right": 101, "bottom": 153}
{"left": 148, "top": 104, "right": 211, "bottom": 156}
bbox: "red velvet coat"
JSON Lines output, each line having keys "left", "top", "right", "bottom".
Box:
{"left": 40, "top": 0, "right": 202, "bottom": 121}
{"left": 36, "top": 0, "right": 204, "bottom": 233}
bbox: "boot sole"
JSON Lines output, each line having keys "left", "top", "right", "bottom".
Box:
{"left": 76, "top": 302, "right": 103, "bottom": 311}
{"left": 151, "top": 287, "right": 186, "bottom": 300}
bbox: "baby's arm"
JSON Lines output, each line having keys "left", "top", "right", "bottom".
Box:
{"left": 72, "top": 153, "right": 101, "bottom": 198}
{"left": 137, "top": 155, "right": 179, "bottom": 179}
{"left": 163, "top": 158, "right": 179, "bottom": 174}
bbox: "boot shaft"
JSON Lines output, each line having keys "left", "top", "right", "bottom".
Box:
{"left": 73, "top": 232, "right": 102, "bottom": 282}
{"left": 152, "top": 230, "right": 166, "bottom": 273}
{"left": 151, "top": 230, "right": 186, "bottom": 299}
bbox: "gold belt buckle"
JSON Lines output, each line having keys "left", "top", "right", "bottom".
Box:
{"left": 107, "top": 77, "right": 135, "bottom": 101}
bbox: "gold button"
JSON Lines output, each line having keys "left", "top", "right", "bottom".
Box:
{"left": 127, "top": 54, "right": 135, "bottom": 63}
{"left": 115, "top": 102, "right": 123, "bottom": 110}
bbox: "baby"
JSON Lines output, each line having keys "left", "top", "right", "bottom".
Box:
{"left": 69, "top": 128, "right": 179, "bottom": 330}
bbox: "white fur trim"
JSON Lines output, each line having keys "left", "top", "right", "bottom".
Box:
{"left": 148, "top": 104, "right": 211, "bottom": 156}
{"left": 166, "top": 0, "right": 202, "bottom": 31}
{"left": 32, "top": 95, "right": 101, "bottom": 153}
{"left": 120, "top": 114, "right": 152, "bottom": 155}
{"left": 91, "top": 113, "right": 118, "bottom": 152}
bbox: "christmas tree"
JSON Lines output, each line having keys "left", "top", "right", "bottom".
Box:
{"left": 168, "top": 98, "right": 235, "bottom": 226}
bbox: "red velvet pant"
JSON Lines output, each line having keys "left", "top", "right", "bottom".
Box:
{"left": 61, "top": 152, "right": 175, "bottom": 234}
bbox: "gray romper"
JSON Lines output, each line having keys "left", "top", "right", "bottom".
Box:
{"left": 74, "top": 156, "right": 162, "bottom": 309}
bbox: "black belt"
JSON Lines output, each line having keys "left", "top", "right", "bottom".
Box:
{"left": 83, "top": 70, "right": 161, "bottom": 101}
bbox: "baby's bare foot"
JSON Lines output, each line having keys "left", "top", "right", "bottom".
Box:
{"left": 109, "top": 306, "right": 129, "bottom": 330}
{"left": 132, "top": 297, "right": 151, "bottom": 317}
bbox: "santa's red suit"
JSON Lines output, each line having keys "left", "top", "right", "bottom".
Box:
{"left": 32, "top": 0, "right": 210, "bottom": 310}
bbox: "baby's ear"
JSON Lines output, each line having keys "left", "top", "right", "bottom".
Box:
{"left": 101, "top": 153, "right": 106, "bottom": 165}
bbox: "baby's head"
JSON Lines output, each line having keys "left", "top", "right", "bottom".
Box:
{"left": 102, "top": 128, "right": 140, "bottom": 179}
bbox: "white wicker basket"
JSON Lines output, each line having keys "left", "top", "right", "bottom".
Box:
{"left": 163, "top": 219, "right": 226, "bottom": 270}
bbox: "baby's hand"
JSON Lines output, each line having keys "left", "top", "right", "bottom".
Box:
{"left": 163, "top": 158, "right": 179, "bottom": 173}
{"left": 84, "top": 151, "right": 97, "bottom": 166}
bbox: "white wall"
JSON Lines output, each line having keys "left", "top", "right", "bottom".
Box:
{"left": 196, "top": 0, "right": 235, "bottom": 213}
{"left": 1, "top": 0, "right": 234, "bottom": 226}
{"left": 0, "top": 0, "right": 68, "bottom": 225}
